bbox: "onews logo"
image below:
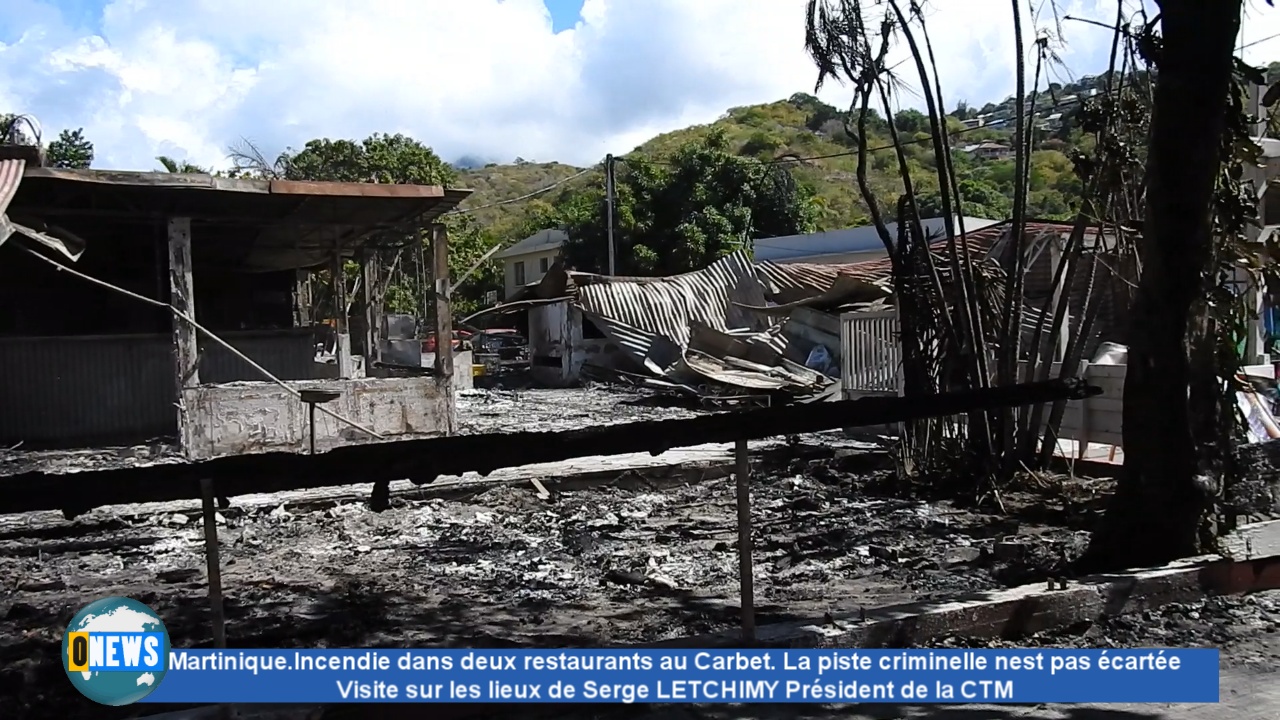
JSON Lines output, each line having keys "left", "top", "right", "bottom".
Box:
{"left": 62, "top": 596, "right": 171, "bottom": 706}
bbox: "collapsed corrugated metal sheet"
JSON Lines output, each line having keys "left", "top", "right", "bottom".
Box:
{"left": 0, "top": 159, "right": 24, "bottom": 249}
{"left": 754, "top": 260, "right": 889, "bottom": 307}
{"left": 561, "top": 251, "right": 828, "bottom": 395}
{"left": 0, "top": 159, "right": 85, "bottom": 260}
{"left": 573, "top": 251, "right": 773, "bottom": 348}
{"left": 482, "top": 224, "right": 1085, "bottom": 396}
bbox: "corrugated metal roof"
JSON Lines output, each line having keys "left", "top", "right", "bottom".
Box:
{"left": 494, "top": 228, "right": 568, "bottom": 260}
{"left": 0, "top": 159, "right": 25, "bottom": 248}
{"left": 833, "top": 236, "right": 999, "bottom": 285}
{"left": 754, "top": 260, "right": 891, "bottom": 307}
{"left": 752, "top": 216, "right": 1002, "bottom": 262}
{"left": 574, "top": 250, "right": 774, "bottom": 353}
{"left": 567, "top": 251, "right": 817, "bottom": 392}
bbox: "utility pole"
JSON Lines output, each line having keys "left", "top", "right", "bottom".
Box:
{"left": 605, "top": 153, "right": 616, "bottom": 275}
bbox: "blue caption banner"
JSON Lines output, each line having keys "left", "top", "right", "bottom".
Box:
{"left": 141, "top": 648, "right": 1220, "bottom": 704}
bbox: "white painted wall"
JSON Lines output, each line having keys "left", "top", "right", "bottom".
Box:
{"left": 503, "top": 249, "right": 561, "bottom": 298}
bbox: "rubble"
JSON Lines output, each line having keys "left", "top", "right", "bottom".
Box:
{"left": 0, "top": 433, "right": 1106, "bottom": 719}
{"left": 0, "top": 386, "right": 697, "bottom": 480}
{"left": 934, "top": 590, "right": 1280, "bottom": 668}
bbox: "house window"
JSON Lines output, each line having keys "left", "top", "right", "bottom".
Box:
{"left": 514, "top": 261, "right": 526, "bottom": 286}
{"left": 539, "top": 256, "right": 549, "bottom": 274}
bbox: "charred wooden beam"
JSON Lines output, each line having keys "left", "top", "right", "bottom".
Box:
{"left": 431, "top": 223, "right": 454, "bottom": 385}
{"left": 0, "top": 378, "right": 1098, "bottom": 516}
{"left": 168, "top": 217, "right": 198, "bottom": 458}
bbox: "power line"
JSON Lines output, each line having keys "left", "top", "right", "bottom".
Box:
{"left": 446, "top": 166, "right": 594, "bottom": 216}
{"left": 1241, "top": 30, "right": 1280, "bottom": 52}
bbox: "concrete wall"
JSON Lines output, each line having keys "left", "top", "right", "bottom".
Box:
{"left": 503, "top": 249, "right": 560, "bottom": 299}
{"left": 528, "top": 302, "right": 627, "bottom": 386}
{"left": 579, "top": 337, "right": 626, "bottom": 373}
{"left": 528, "top": 301, "right": 575, "bottom": 386}
{"left": 181, "top": 376, "right": 454, "bottom": 459}
{"left": 1026, "top": 362, "right": 1277, "bottom": 456}
{"left": 0, "top": 330, "right": 315, "bottom": 449}
{"left": 453, "top": 350, "right": 475, "bottom": 392}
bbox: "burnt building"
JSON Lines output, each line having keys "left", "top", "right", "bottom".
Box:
{"left": 0, "top": 159, "right": 469, "bottom": 459}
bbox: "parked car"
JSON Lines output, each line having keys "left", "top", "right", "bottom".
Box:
{"left": 474, "top": 329, "right": 528, "bottom": 363}
{"left": 422, "top": 329, "right": 472, "bottom": 353}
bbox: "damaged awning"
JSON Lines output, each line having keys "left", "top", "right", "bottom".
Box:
{"left": 0, "top": 159, "right": 84, "bottom": 261}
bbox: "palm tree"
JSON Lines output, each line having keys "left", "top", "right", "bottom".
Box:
{"left": 155, "top": 155, "right": 207, "bottom": 174}
{"left": 226, "top": 138, "right": 289, "bottom": 179}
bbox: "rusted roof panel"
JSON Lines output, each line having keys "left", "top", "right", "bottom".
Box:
{"left": 10, "top": 166, "right": 473, "bottom": 271}
{"left": 21, "top": 166, "right": 265, "bottom": 192}
{"left": 268, "top": 180, "right": 446, "bottom": 198}
{"left": 22, "top": 167, "right": 462, "bottom": 203}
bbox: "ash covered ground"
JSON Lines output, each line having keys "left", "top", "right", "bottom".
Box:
{"left": 569, "top": 591, "right": 1280, "bottom": 720}
{"left": 0, "top": 385, "right": 1219, "bottom": 720}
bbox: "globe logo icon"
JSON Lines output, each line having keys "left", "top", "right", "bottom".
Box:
{"left": 62, "top": 596, "right": 171, "bottom": 706}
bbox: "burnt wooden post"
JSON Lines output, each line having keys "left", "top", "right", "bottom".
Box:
{"left": 199, "top": 478, "right": 227, "bottom": 649}
{"left": 294, "top": 269, "right": 312, "bottom": 328}
{"left": 361, "top": 248, "right": 381, "bottom": 369}
{"left": 330, "top": 251, "right": 352, "bottom": 378}
{"left": 167, "top": 217, "right": 198, "bottom": 457}
{"left": 432, "top": 224, "right": 453, "bottom": 382}
{"left": 735, "top": 437, "right": 756, "bottom": 642}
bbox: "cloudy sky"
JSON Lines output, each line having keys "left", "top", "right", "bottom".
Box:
{"left": 2, "top": 0, "right": 1279, "bottom": 173}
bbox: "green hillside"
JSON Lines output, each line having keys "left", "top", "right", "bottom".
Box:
{"left": 455, "top": 160, "right": 594, "bottom": 239}
{"left": 456, "top": 75, "right": 1109, "bottom": 243}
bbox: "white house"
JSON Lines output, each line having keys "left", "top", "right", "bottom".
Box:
{"left": 753, "top": 216, "right": 1001, "bottom": 265}
{"left": 495, "top": 228, "right": 567, "bottom": 299}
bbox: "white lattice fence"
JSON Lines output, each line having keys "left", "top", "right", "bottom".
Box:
{"left": 839, "top": 310, "right": 902, "bottom": 397}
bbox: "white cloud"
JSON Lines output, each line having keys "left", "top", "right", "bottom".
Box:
{"left": 3, "top": 0, "right": 1278, "bottom": 174}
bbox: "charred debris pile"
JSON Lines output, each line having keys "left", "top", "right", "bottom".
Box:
{"left": 472, "top": 250, "right": 904, "bottom": 405}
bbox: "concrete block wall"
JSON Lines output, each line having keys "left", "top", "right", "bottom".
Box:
{"left": 181, "top": 377, "right": 452, "bottom": 460}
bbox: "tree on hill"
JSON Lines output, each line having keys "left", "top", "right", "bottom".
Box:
{"left": 534, "top": 129, "right": 819, "bottom": 276}
{"left": 45, "top": 128, "right": 94, "bottom": 169}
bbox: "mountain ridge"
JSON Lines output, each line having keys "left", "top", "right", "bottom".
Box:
{"left": 454, "top": 72, "right": 1118, "bottom": 244}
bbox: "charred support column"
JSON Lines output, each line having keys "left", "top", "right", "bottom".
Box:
{"left": 331, "top": 252, "right": 353, "bottom": 378}
{"left": 293, "top": 269, "right": 312, "bottom": 328}
{"left": 432, "top": 223, "right": 454, "bottom": 384}
{"left": 735, "top": 438, "right": 755, "bottom": 642}
{"left": 168, "top": 217, "right": 199, "bottom": 457}
{"left": 361, "top": 248, "right": 381, "bottom": 369}
{"left": 199, "top": 478, "right": 227, "bottom": 649}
